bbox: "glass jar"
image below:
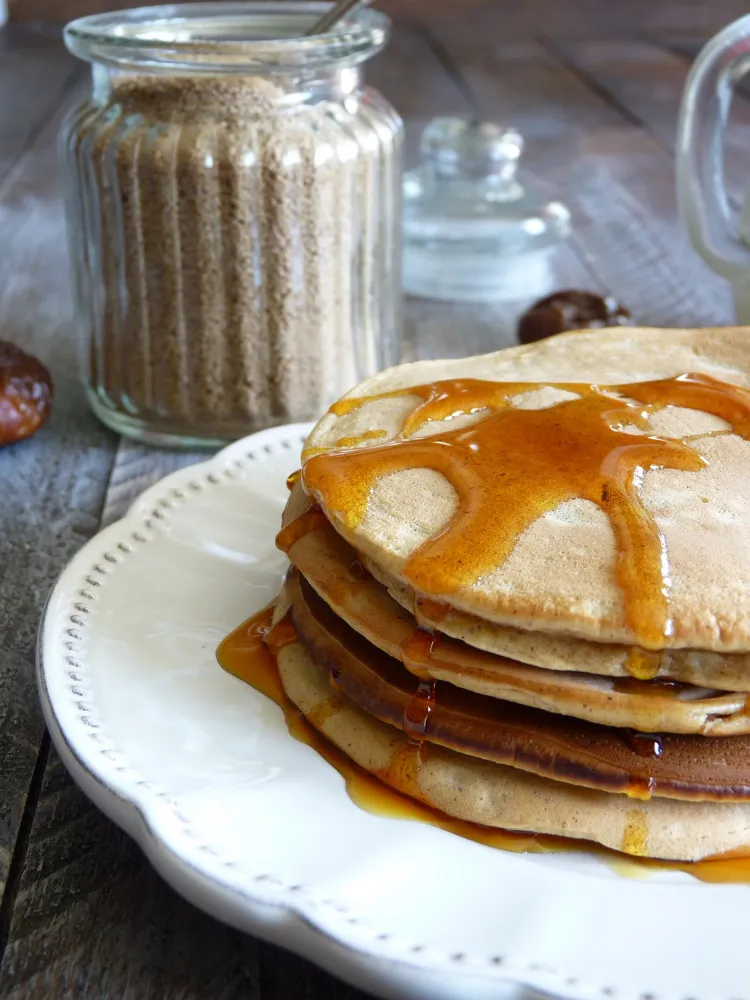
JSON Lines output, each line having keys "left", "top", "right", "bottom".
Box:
{"left": 403, "top": 116, "right": 570, "bottom": 302}
{"left": 61, "top": 3, "right": 403, "bottom": 447}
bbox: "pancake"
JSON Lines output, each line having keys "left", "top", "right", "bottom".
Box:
{"left": 274, "top": 619, "right": 750, "bottom": 861}
{"left": 286, "top": 569, "right": 750, "bottom": 801}
{"left": 362, "top": 552, "right": 750, "bottom": 692}
{"left": 280, "top": 506, "right": 750, "bottom": 734}
{"left": 301, "top": 326, "right": 750, "bottom": 652}
{"left": 281, "top": 478, "right": 750, "bottom": 692}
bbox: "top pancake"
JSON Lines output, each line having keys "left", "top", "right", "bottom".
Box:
{"left": 302, "top": 327, "right": 750, "bottom": 652}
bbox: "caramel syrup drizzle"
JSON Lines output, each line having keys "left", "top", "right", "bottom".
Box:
{"left": 627, "top": 731, "right": 664, "bottom": 758}
{"left": 402, "top": 679, "right": 437, "bottom": 740}
{"left": 399, "top": 626, "right": 441, "bottom": 680}
{"left": 275, "top": 504, "right": 329, "bottom": 553}
{"left": 286, "top": 469, "right": 302, "bottom": 492}
{"left": 335, "top": 429, "right": 388, "bottom": 450}
{"left": 303, "top": 374, "right": 750, "bottom": 649}
{"left": 624, "top": 648, "right": 663, "bottom": 680}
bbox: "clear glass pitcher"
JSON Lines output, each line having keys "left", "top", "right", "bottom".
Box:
{"left": 677, "top": 14, "right": 750, "bottom": 322}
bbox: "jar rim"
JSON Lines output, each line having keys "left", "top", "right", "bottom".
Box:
{"left": 64, "top": 2, "right": 390, "bottom": 73}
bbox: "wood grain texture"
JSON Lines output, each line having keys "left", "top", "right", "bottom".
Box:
{"left": 0, "top": 748, "right": 262, "bottom": 1000}
{"left": 396, "top": 0, "right": 749, "bottom": 36}
{"left": 430, "top": 26, "right": 734, "bottom": 327}
{"left": 551, "top": 37, "right": 750, "bottom": 210}
{"left": 371, "top": 27, "right": 601, "bottom": 360}
{"left": 0, "top": 46, "right": 116, "bottom": 918}
{"left": 9, "top": 0, "right": 750, "bottom": 35}
{"left": 0, "top": 46, "right": 79, "bottom": 187}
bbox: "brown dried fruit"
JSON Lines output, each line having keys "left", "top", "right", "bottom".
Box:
{"left": 517, "top": 289, "right": 633, "bottom": 345}
{"left": 0, "top": 341, "right": 53, "bottom": 448}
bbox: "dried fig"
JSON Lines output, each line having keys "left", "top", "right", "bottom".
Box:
{"left": 0, "top": 341, "right": 53, "bottom": 448}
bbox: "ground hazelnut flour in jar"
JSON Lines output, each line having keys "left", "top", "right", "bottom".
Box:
{"left": 61, "top": 4, "right": 402, "bottom": 446}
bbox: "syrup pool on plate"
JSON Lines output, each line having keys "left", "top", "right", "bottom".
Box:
{"left": 217, "top": 606, "right": 750, "bottom": 885}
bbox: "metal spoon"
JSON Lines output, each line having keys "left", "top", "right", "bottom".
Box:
{"left": 306, "top": 0, "right": 366, "bottom": 36}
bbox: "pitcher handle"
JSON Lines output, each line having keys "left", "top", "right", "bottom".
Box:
{"left": 677, "top": 14, "right": 750, "bottom": 282}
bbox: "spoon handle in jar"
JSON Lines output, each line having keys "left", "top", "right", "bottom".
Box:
{"left": 307, "top": 0, "right": 367, "bottom": 36}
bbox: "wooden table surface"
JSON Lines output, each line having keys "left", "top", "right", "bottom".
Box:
{"left": 1, "top": 3, "right": 748, "bottom": 997}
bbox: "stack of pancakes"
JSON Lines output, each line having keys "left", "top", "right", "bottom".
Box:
{"left": 270, "top": 326, "right": 750, "bottom": 862}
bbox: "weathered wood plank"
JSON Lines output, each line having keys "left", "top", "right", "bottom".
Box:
{"left": 98, "top": 441, "right": 203, "bottom": 528}
{"left": 11, "top": 0, "right": 750, "bottom": 37}
{"left": 430, "top": 27, "right": 734, "bottom": 326}
{"left": 659, "top": 36, "right": 720, "bottom": 61}
{"left": 372, "top": 28, "right": 605, "bottom": 360}
{"left": 0, "top": 23, "right": 60, "bottom": 43}
{"left": 0, "top": 45, "right": 116, "bottom": 935}
{"left": 550, "top": 37, "right": 750, "bottom": 211}
{"left": 395, "top": 0, "right": 749, "bottom": 43}
{"left": 0, "top": 749, "right": 262, "bottom": 1000}
{"left": 0, "top": 45, "right": 79, "bottom": 186}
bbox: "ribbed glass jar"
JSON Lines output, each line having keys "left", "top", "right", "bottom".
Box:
{"left": 60, "top": 3, "right": 403, "bottom": 447}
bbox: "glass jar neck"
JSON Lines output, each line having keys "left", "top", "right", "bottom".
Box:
{"left": 93, "top": 63, "right": 362, "bottom": 119}
{"left": 65, "top": 4, "right": 389, "bottom": 76}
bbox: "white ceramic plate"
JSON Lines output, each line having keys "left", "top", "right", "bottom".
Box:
{"left": 38, "top": 424, "right": 750, "bottom": 1000}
